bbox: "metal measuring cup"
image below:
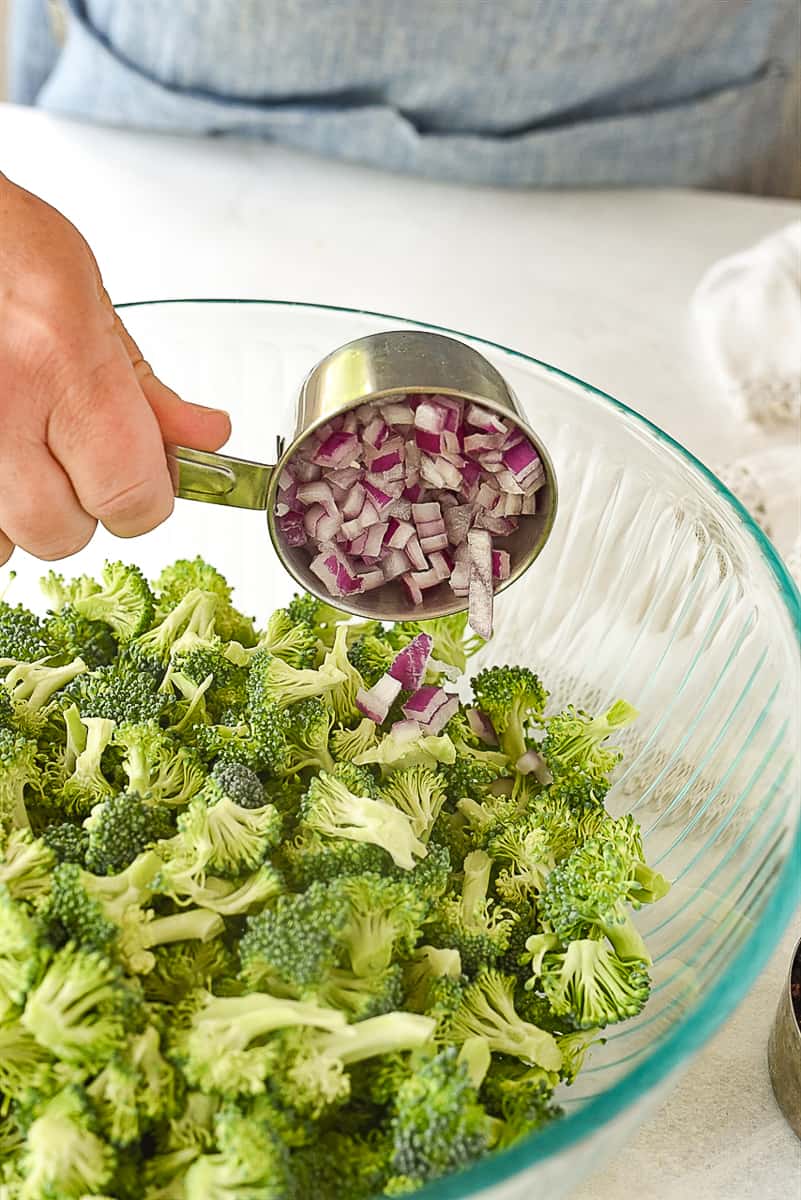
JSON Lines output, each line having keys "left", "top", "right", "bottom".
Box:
{"left": 166, "top": 330, "right": 558, "bottom": 620}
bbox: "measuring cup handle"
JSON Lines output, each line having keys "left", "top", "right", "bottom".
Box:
{"left": 166, "top": 444, "right": 274, "bottom": 511}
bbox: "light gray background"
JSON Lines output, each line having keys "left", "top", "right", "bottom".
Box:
{"left": 0, "top": 0, "right": 8, "bottom": 100}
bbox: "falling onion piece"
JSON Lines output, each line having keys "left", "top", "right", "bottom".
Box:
{"left": 356, "top": 673, "right": 403, "bottom": 724}
{"left": 467, "top": 528, "right": 493, "bottom": 640}
{"left": 388, "top": 633, "right": 433, "bottom": 691}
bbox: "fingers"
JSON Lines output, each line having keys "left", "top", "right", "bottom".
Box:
{"left": 0, "top": 531, "right": 13, "bottom": 567}
{"left": 46, "top": 337, "right": 176, "bottom": 539}
{"left": 0, "top": 434, "right": 96, "bottom": 561}
{"left": 111, "top": 307, "right": 231, "bottom": 451}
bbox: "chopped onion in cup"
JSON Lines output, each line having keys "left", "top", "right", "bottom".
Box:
{"left": 275, "top": 393, "right": 546, "bottom": 637}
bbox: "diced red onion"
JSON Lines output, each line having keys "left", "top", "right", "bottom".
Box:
{"left": 382, "top": 549, "right": 410, "bottom": 579}
{"left": 466, "top": 707, "right": 498, "bottom": 745}
{"left": 466, "top": 404, "right": 507, "bottom": 434}
{"left": 521, "top": 492, "right": 537, "bottom": 515}
{"left": 415, "top": 430, "right": 443, "bottom": 455}
{"left": 363, "top": 523, "right": 388, "bottom": 557}
{"left": 443, "top": 504, "right": 473, "bottom": 546}
{"left": 467, "top": 528, "right": 493, "bottom": 640}
{"left": 390, "top": 718, "right": 423, "bottom": 741}
{"left": 420, "top": 694, "right": 459, "bottom": 735}
{"left": 388, "top": 633, "right": 433, "bottom": 690}
{"left": 403, "top": 482, "right": 424, "bottom": 502}
{"left": 363, "top": 480, "right": 393, "bottom": 511}
{"left": 348, "top": 532, "right": 368, "bottom": 556}
{"left": 294, "top": 459, "right": 323, "bottom": 483}
{"left": 369, "top": 449, "right": 403, "bottom": 474}
{"left": 312, "top": 431, "right": 359, "bottom": 468}
{"left": 401, "top": 573, "right": 424, "bottom": 605}
{"left": 388, "top": 497, "right": 413, "bottom": 520}
{"left": 297, "top": 480, "right": 338, "bottom": 518}
{"left": 515, "top": 750, "right": 551, "bottom": 783}
{"left": 383, "top": 401, "right": 415, "bottom": 425}
{"left": 492, "top": 550, "right": 511, "bottom": 581}
{"left": 427, "top": 551, "right": 451, "bottom": 581}
{"left": 326, "top": 466, "right": 362, "bottom": 490}
{"left": 342, "top": 484, "right": 367, "bottom": 520}
{"left": 474, "top": 512, "right": 518, "bottom": 536}
{"left": 402, "top": 685, "right": 450, "bottom": 723}
{"left": 419, "top": 532, "right": 449, "bottom": 554}
{"left": 414, "top": 400, "right": 448, "bottom": 434}
{"left": 405, "top": 535, "right": 428, "bottom": 572}
{"left": 358, "top": 568, "right": 385, "bottom": 591}
{"left": 356, "top": 672, "right": 402, "bottom": 724}
{"left": 363, "top": 417, "right": 389, "bottom": 448}
{"left": 277, "top": 512, "right": 307, "bottom": 547}
{"left": 450, "top": 563, "right": 469, "bottom": 595}
{"left": 310, "top": 548, "right": 365, "bottom": 597}
{"left": 386, "top": 519, "right": 415, "bottom": 550}
{"left": 412, "top": 501, "right": 442, "bottom": 524}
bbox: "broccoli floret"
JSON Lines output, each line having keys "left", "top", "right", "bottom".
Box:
{"left": 404, "top": 946, "right": 463, "bottom": 1013}
{"left": 2, "top": 656, "right": 87, "bottom": 731}
{"left": 19, "top": 1084, "right": 116, "bottom": 1199}
{"left": 41, "top": 820, "right": 88, "bottom": 868}
{"left": 155, "top": 860, "right": 284, "bottom": 917}
{"left": 282, "top": 696, "right": 335, "bottom": 776}
{"left": 21, "top": 943, "right": 132, "bottom": 1068}
{"left": 481, "top": 1058, "right": 562, "bottom": 1149}
{"left": 0, "top": 1018, "right": 55, "bottom": 1107}
{"left": 0, "top": 830, "right": 55, "bottom": 903}
{"left": 259, "top": 607, "right": 317, "bottom": 668}
{"left": 279, "top": 1011, "right": 435, "bottom": 1116}
{"left": 43, "top": 605, "right": 119, "bottom": 670}
{"left": 388, "top": 1046, "right": 493, "bottom": 1189}
{"left": 330, "top": 718, "right": 378, "bottom": 762}
{"left": 71, "top": 561, "right": 154, "bottom": 643}
{"left": 114, "top": 723, "right": 207, "bottom": 808}
{"left": 163, "top": 634, "right": 249, "bottom": 722}
{"left": 380, "top": 766, "right": 447, "bottom": 843}
{"left": 152, "top": 558, "right": 257, "bottom": 646}
{"left": 340, "top": 873, "right": 428, "bottom": 977}
{"left": 471, "top": 665, "right": 548, "bottom": 762}
{"left": 389, "top": 612, "right": 483, "bottom": 672}
{"left": 487, "top": 800, "right": 579, "bottom": 904}
{"left": 0, "top": 727, "right": 39, "bottom": 842}
{"left": 84, "top": 791, "right": 172, "bottom": 875}
{"left": 319, "top": 963, "right": 405, "bottom": 1021}
{"left": 524, "top": 933, "right": 651, "bottom": 1029}
{"left": 47, "top": 852, "right": 163, "bottom": 954}
{"left": 247, "top": 646, "right": 347, "bottom": 714}
{"left": 300, "top": 770, "right": 426, "bottom": 872}
{"left": 541, "top": 698, "right": 638, "bottom": 784}
{"left": 51, "top": 708, "right": 116, "bottom": 816}
{"left": 538, "top": 838, "right": 653, "bottom": 963}
{"left": 0, "top": 600, "right": 52, "bottom": 662}
{"left": 143, "top": 939, "right": 237, "bottom": 1005}
{"left": 348, "top": 632, "right": 395, "bottom": 687}
{"left": 179, "top": 990, "right": 346, "bottom": 1096}
{"left": 428, "top": 850, "right": 514, "bottom": 976}
{"left": 87, "top": 1024, "right": 176, "bottom": 1147}
{"left": 171, "top": 787, "right": 282, "bottom": 878}
{"left": 445, "top": 970, "right": 562, "bottom": 1071}
{"left": 355, "top": 728, "right": 457, "bottom": 774}
{"left": 132, "top": 588, "right": 220, "bottom": 666}
{"left": 294, "top": 1128, "right": 391, "bottom": 1200}
{"left": 182, "top": 1098, "right": 295, "bottom": 1200}
{"left": 0, "top": 884, "right": 51, "bottom": 1016}
{"left": 210, "top": 759, "right": 265, "bottom": 810}
{"left": 66, "top": 662, "right": 169, "bottom": 724}
{"left": 279, "top": 827, "right": 393, "bottom": 890}
{"left": 320, "top": 624, "right": 367, "bottom": 725}
{"left": 239, "top": 880, "right": 350, "bottom": 995}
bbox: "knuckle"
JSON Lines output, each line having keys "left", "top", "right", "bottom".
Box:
{"left": 92, "top": 476, "right": 173, "bottom": 531}
{"left": 23, "top": 521, "right": 96, "bottom": 563}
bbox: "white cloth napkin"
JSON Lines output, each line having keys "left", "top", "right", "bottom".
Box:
{"left": 692, "top": 221, "right": 801, "bottom": 585}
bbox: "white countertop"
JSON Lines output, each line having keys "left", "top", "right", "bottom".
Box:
{"left": 1, "top": 101, "right": 799, "bottom": 1198}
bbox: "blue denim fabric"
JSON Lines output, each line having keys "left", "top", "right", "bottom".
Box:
{"left": 8, "top": 0, "right": 799, "bottom": 189}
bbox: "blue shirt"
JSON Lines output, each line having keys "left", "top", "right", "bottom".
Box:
{"left": 9, "top": 0, "right": 800, "bottom": 191}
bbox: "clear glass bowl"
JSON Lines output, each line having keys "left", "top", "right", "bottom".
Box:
{"left": 10, "top": 300, "right": 800, "bottom": 1199}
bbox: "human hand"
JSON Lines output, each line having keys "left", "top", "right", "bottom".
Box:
{"left": 0, "top": 175, "right": 230, "bottom": 565}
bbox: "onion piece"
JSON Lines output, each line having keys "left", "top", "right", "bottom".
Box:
{"left": 414, "top": 400, "right": 448, "bottom": 434}
{"left": 383, "top": 401, "right": 415, "bottom": 425}
{"left": 402, "top": 685, "right": 450, "bottom": 724}
{"left": 358, "top": 568, "right": 385, "bottom": 591}
{"left": 515, "top": 749, "right": 552, "bottom": 783}
{"left": 492, "top": 550, "right": 511, "bottom": 581}
{"left": 310, "top": 547, "right": 365, "bottom": 597}
{"left": 466, "top": 707, "right": 498, "bottom": 745}
{"left": 420, "top": 694, "right": 459, "bottom": 735}
{"left": 386, "top": 519, "right": 415, "bottom": 550}
{"left": 312, "top": 431, "right": 359, "bottom": 468}
{"left": 419, "top": 532, "right": 449, "bottom": 554}
{"left": 388, "top": 632, "right": 433, "bottom": 690}
{"left": 401, "top": 573, "right": 424, "bottom": 605}
{"left": 467, "top": 528, "right": 493, "bottom": 640}
{"left": 362, "top": 480, "right": 393, "bottom": 511}
{"left": 466, "top": 404, "right": 507, "bottom": 434}
{"left": 277, "top": 512, "right": 306, "bottom": 547}
{"left": 342, "top": 484, "right": 367, "bottom": 520}
{"left": 356, "top": 673, "right": 402, "bottom": 724}
{"left": 405, "top": 535, "right": 428, "bottom": 572}
{"left": 382, "top": 549, "right": 410, "bottom": 579}
{"left": 363, "top": 417, "right": 389, "bottom": 448}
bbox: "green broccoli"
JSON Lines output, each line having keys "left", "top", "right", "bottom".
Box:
{"left": 282, "top": 696, "right": 335, "bottom": 775}
{"left": 2, "top": 655, "right": 87, "bottom": 730}
{"left": 171, "top": 787, "right": 282, "bottom": 877}
{"left": 0, "top": 727, "right": 39, "bottom": 842}
{"left": 210, "top": 759, "right": 265, "bottom": 809}
{"left": 65, "top": 662, "right": 169, "bottom": 724}
{"left": 471, "top": 665, "right": 548, "bottom": 762}
{"left": 445, "top": 970, "right": 562, "bottom": 1071}
{"left": 404, "top": 946, "right": 463, "bottom": 1013}
{"left": 18, "top": 1085, "right": 116, "bottom": 1200}
{"left": 87, "top": 1025, "right": 176, "bottom": 1147}
{"left": 321, "top": 624, "right": 368, "bottom": 725}
{"left": 43, "top": 605, "right": 119, "bottom": 670}
{"left": 72, "top": 561, "right": 155, "bottom": 643}
{"left": 0, "top": 830, "right": 56, "bottom": 903}
{"left": 152, "top": 558, "right": 257, "bottom": 646}
{"left": 258, "top": 607, "right": 318, "bottom": 668}
{"left": 0, "top": 599, "right": 52, "bottom": 662}
{"left": 428, "top": 850, "right": 515, "bottom": 975}
{"left": 0, "top": 885, "right": 51, "bottom": 1016}
{"left": 318, "top": 962, "right": 405, "bottom": 1021}
{"left": 524, "top": 933, "right": 651, "bottom": 1029}
{"left": 300, "top": 770, "right": 426, "bottom": 871}
{"left": 47, "top": 853, "right": 163, "bottom": 955}
{"left": 388, "top": 1046, "right": 494, "bottom": 1190}
{"left": 182, "top": 1098, "right": 295, "bottom": 1200}
{"left": 41, "top": 821, "right": 89, "bottom": 866}
{"left": 340, "top": 873, "right": 428, "bottom": 976}
{"left": 51, "top": 708, "right": 116, "bottom": 816}
{"left": 180, "top": 990, "right": 347, "bottom": 1096}
{"left": 132, "top": 588, "right": 220, "bottom": 666}
{"left": 355, "top": 728, "right": 457, "bottom": 774}
{"left": 537, "top": 838, "right": 653, "bottom": 963}
{"left": 541, "top": 699, "right": 638, "bottom": 783}
{"left": 238, "top": 880, "right": 350, "bottom": 994}
{"left": 380, "top": 766, "right": 446, "bottom": 843}
{"left": 481, "top": 1058, "right": 562, "bottom": 1149}
{"left": 330, "top": 718, "right": 378, "bottom": 762}
{"left": 114, "top": 723, "right": 207, "bottom": 808}
{"left": 348, "top": 631, "right": 396, "bottom": 686}
{"left": 247, "top": 646, "right": 347, "bottom": 712}
{"left": 0, "top": 1018, "right": 55, "bottom": 1106}
{"left": 84, "top": 792, "right": 173, "bottom": 876}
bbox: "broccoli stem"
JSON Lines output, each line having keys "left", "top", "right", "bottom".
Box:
{"left": 602, "top": 909, "right": 651, "bottom": 964}
{"left": 145, "top": 909, "right": 224, "bottom": 949}
{"left": 321, "top": 1012, "right": 435, "bottom": 1066}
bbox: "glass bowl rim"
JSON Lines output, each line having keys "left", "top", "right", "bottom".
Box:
{"left": 117, "top": 296, "right": 801, "bottom": 1199}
